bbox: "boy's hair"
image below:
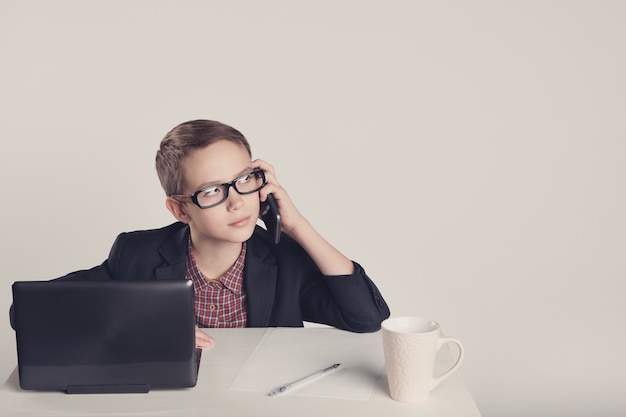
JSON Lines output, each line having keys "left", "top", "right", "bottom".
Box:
{"left": 156, "top": 119, "right": 252, "bottom": 196}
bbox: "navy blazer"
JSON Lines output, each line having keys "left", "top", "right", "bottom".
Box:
{"left": 26, "top": 222, "right": 389, "bottom": 333}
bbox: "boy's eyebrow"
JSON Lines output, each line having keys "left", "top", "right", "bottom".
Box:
{"left": 193, "top": 166, "right": 255, "bottom": 191}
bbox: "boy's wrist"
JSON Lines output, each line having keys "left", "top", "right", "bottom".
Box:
{"left": 283, "top": 216, "right": 311, "bottom": 242}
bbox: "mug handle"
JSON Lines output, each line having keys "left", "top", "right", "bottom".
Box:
{"left": 431, "top": 336, "right": 464, "bottom": 390}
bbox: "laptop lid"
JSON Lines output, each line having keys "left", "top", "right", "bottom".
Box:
{"left": 12, "top": 279, "right": 200, "bottom": 393}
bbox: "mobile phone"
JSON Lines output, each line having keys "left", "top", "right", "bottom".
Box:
{"left": 260, "top": 193, "right": 281, "bottom": 244}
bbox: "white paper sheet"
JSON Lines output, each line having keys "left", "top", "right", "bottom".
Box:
{"left": 228, "top": 327, "right": 385, "bottom": 400}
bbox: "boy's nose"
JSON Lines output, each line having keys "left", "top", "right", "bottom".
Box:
{"left": 226, "top": 190, "right": 245, "bottom": 210}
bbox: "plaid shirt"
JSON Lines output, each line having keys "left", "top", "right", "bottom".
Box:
{"left": 186, "top": 239, "right": 248, "bottom": 328}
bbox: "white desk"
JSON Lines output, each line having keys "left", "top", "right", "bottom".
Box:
{"left": 0, "top": 328, "right": 481, "bottom": 417}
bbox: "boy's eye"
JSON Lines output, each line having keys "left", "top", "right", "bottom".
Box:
{"left": 236, "top": 173, "right": 252, "bottom": 185}
{"left": 200, "top": 186, "right": 221, "bottom": 198}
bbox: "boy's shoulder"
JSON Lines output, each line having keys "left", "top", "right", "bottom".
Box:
{"left": 120, "top": 222, "right": 186, "bottom": 237}
{"left": 116, "top": 222, "right": 188, "bottom": 248}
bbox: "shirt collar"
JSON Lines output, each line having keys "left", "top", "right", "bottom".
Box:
{"left": 186, "top": 237, "right": 246, "bottom": 294}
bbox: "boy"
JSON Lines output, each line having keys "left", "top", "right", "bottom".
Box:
{"left": 11, "top": 120, "right": 390, "bottom": 347}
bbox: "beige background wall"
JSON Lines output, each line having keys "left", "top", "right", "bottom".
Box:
{"left": 1, "top": 1, "right": 625, "bottom": 415}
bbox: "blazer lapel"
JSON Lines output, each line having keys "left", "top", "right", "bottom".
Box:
{"left": 244, "top": 237, "right": 278, "bottom": 327}
{"left": 155, "top": 223, "right": 189, "bottom": 280}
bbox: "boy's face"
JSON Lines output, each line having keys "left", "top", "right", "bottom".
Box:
{"left": 174, "top": 140, "right": 260, "bottom": 245}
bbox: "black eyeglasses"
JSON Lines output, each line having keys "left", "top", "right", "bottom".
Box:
{"left": 173, "top": 169, "right": 267, "bottom": 209}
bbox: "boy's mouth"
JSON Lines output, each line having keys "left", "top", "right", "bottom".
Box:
{"left": 229, "top": 216, "right": 251, "bottom": 227}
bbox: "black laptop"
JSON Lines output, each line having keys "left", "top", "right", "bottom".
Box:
{"left": 11, "top": 279, "right": 201, "bottom": 394}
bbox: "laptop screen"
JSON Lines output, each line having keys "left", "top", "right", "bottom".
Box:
{"left": 12, "top": 279, "right": 200, "bottom": 393}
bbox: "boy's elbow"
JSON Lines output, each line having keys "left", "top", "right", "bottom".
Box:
{"left": 9, "top": 304, "right": 16, "bottom": 331}
{"left": 343, "top": 309, "right": 391, "bottom": 333}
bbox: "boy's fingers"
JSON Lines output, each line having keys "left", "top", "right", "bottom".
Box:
{"left": 195, "top": 327, "right": 215, "bottom": 348}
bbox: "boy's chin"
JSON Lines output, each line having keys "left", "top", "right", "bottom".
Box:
{"left": 232, "top": 224, "right": 257, "bottom": 242}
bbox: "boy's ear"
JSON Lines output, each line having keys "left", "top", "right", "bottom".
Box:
{"left": 165, "top": 197, "right": 191, "bottom": 224}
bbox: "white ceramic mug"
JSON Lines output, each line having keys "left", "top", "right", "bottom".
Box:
{"left": 381, "top": 316, "right": 464, "bottom": 402}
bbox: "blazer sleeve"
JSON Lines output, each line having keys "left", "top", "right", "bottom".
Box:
{"left": 248, "top": 229, "right": 390, "bottom": 333}
{"left": 299, "top": 261, "right": 390, "bottom": 333}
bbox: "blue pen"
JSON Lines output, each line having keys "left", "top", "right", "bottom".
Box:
{"left": 268, "top": 363, "right": 341, "bottom": 397}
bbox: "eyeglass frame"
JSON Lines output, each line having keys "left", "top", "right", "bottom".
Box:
{"left": 171, "top": 168, "right": 267, "bottom": 209}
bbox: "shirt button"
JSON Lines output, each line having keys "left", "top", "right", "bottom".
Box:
{"left": 209, "top": 304, "right": 216, "bottom": 311}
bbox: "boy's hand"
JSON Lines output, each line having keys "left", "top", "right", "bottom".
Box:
{"left": 252, "top": 159, "right": 305, "bottom": 236}
{"left": 196, "top": 326, "right": 215, "bottom": 348}
{"left": 252, "top": 159, "right": 354, "bottom": 276}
